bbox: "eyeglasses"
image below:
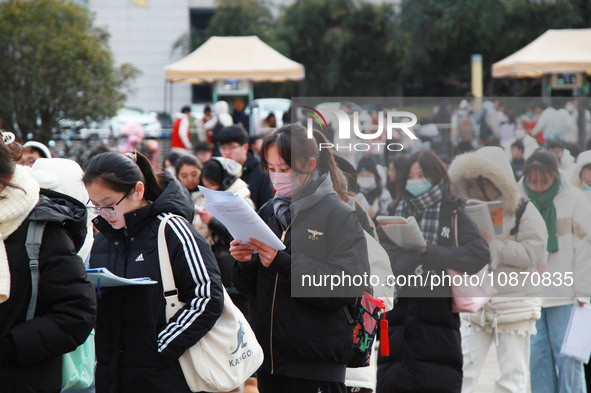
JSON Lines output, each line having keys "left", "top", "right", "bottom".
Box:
{"left": 87, "top": 191, "right": 130, "bottom": 217}
{"left": 219, "top": 143, "right": 243, "bottom": 154}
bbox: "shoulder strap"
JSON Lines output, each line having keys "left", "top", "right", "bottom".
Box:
{"left": 157, "top": 214, "right": 183, "bottom": 305}
{"left": 452, "top": 210, "right": 459, "bottom": 248}
{"left": 510, "top": 197, "right": 529, "bottom": 236}
{"left": 26, "top": 221, "right": 47, "bottom": 321}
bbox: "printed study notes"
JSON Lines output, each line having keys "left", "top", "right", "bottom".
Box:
{"left": 376, "top": 215, "right": 427, "bottom": 250}
{"left": 86, "top": 268, "right": 157, "bottom": 287}
{"left": 198, "top": 186, "right": 286, "bottom": 251}
{"left": 464, "top": 199, "right": 503, "bottom": 237}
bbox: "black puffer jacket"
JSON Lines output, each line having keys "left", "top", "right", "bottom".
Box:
{"left": 89, "top": 176, "right": 224, "bottom": 393}
{"left": 0, "top": 189, "right": 97, "bottom": 393}
{"left": 377, "top": 193, "right": 490, "bottom": 393}
{"left": 234, "top": 173, "right": 369, "bottom": 383}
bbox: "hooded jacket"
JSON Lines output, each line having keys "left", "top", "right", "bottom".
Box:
{"left": 89, "top": 176, "right": 224, "bottom": 393}
{"left": 570, "top": 149, "right": 591, "bottom": 203}
{"left": 233, "top": 172, "right": 369, "bottom": 383}
{"left": 377, "top": 187, "right": 490, "bottom": 393}
{"left": 448, "top": 146, "right": 547, "bottom": 331}
{"left": 0, "top": 189, "right": 97, "bottom": 393}
{"left": 204, "top": 101, "right": 233, "bottom": 131}
{"left": 193, "top": 157, "right": 255, "bottom": 293}
{"left": 519, "top": 171, "right": 591, "bottom": 307}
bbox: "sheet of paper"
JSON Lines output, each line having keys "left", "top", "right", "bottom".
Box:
{"left": 199, "top": 186, "right": 286, "bottom": 251}
{"left": 561, "top": 303, "right": 591, "bottom": 364}
{"left": 86, "top": 268, "right": 157, "bottom": 287}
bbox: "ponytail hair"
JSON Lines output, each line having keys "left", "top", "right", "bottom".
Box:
{"left": 83, "top": 151, "right": 167, "bottom": 202}
{"left": 0, "top": 139, "right": 24, "bottom": 195}
{"left": 260, "top": 124, "right": 345, "bottom": 197}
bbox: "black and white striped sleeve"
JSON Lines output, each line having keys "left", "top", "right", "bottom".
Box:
{"left": 156, "top": 214, "right": 224, "bottom": 361}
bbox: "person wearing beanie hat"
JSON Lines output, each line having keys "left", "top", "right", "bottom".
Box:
{"left": 521, "top": 149, "right": 591, "bottom": 393}
{"left": 20, "top": 141, "right": 52, "bottom": 167}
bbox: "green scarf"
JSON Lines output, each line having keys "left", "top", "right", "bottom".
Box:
{"left": 525, "top": 177, "right": 560, "bottom": 252}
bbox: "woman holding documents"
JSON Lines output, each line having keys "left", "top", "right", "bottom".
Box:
{"left": 376, "top": 150, "right": 490, "bottom": 393}
{"left": 83, "top": 151, "right": 224, "bottom": 393}
{"left": 448, "top": 146, "right": 548, "bottom": 393}
{"left": 520, "top": 149, "right": 591, "bottom": 393}
{"left": 0, "top": 137, "right": 96, "bottom": 393}
{"left": 230, "top": 124, "right": 369, "bottom": 393}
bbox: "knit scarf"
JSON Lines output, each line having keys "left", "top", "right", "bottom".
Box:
{"left": 525, "top": 177, "right": 560, "bottom": 253}
{"left": 0, "top": 165, "right": 40, "bottom": 303}
{"left": 272, "top": 194, "right": 291, "bottom": 229}
{"left": 395, "top": 180, "right": 445, "bottom": 245}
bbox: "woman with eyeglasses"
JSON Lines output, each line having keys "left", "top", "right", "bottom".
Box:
{"left": 83, "top": 151, "right": 224, "bottom": 393}
{"left": 0, "top": 137, "right": 96, "bottom": 393}
{"left": 522, "top": 149, "right": 591, "bottom": 393}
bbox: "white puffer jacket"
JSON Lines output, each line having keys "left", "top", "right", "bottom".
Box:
{"left": 520, "top": 171, "right": 591, "bottom": 308}
{"left": 449, "top": 147, "right": 547, "bottom": 331}
{"left": 570, "top": 149, "right": 591, "bottom": 203}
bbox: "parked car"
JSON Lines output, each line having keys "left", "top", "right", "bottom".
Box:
{"left": 108, "top": 107, "right": 162, "bottom": 138}
{"left": 246, "top": 98, "right": 291, "bottom": 134}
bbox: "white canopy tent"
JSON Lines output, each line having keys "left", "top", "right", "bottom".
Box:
{"left": 492, "top": 29, "right": 591, "bottom": 78}
{"left": 165, "top": 36, "right": 305, "bottom": 83}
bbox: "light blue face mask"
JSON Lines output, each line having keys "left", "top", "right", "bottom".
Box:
{"left": 406, "top": 178, "right": 432, "bottom": 196}
{"left": 583, "top": 183, "right": 591, "bottom": 191}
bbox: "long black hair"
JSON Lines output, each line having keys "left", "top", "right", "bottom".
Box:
{"left": 83, "top": 152, "right": 167, "bottom": 202}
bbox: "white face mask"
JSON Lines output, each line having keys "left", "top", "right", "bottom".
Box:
{"left": 357, "top": 176, "right": 377, "bottom": 192}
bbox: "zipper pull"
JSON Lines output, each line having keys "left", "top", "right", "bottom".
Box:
{"left": 380, "top": 306, "right": 389, "bottom": 357}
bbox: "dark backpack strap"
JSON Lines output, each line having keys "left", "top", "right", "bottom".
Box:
{"left": 510, "top": 197, "right": 529, "bottom": 236}
{"left": 25, "top": 221, "right": 46, "bottom": 321}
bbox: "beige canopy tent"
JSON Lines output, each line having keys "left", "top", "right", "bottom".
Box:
{"left": 165, "top": 36, "right": 305, "bottom": 83}
{"left": 492, "top": 28, "right": 591, "bottom": 78}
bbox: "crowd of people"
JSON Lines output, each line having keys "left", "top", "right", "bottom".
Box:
{"left": 1, "top": 97, "right": 591, "bottom": 393}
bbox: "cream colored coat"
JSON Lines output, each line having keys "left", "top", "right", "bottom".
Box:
{"left": 519, "top": 171, "right": 591, "bottom": 308}
{"left": 449, "top": 147, "right": 547, "bottom": 332}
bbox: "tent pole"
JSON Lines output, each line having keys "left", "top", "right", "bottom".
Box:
{"left": 169, "top": 82, "right": 173, "bottom": 115}
{"left": 163, "top": 80, "right": 168, "bottom": 113}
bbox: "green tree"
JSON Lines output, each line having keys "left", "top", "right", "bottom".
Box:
{"left": 397, "top": 0, "right": 591, "bottom": 96}
{"left": 0, "top": 0, "right": 138, "bottom": 142}
{"left": 277, "top": 0, "right": 401, "bottom": 96}
{"left": 174, "top": 0, "right": 278, "bottom": 55}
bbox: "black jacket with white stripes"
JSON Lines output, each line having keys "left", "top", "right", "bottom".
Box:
{"left": 89, "top": 176, "right": 224, "bottom": 393}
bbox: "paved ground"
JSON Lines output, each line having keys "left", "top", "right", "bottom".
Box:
{"left": 473, "top": 344, "right": 531, "bottom": 393}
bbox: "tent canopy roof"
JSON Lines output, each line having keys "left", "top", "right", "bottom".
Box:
{"left": 165, "top": 36, "right": 305, "bottom": 83}
{"left": 492, "top": 29, "right": 591, "bottom": 78}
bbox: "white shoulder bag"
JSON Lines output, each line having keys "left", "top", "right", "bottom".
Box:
{"left": 158, "top": 214, "right": 264, "bottom": 392}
